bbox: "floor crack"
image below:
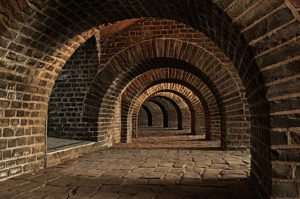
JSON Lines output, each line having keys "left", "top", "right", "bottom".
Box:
{"left": 67, "top": 186, "right": 79, "bottom": 199}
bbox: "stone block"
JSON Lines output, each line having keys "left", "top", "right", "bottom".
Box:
{"left": 3, "top": 128, "right": 14, "bottom": 137}
{"left": 272, "top": 163, "right": 293, "bottom": 179}
{"left": 272, "top": 182, "right": 299, "bottom": 197}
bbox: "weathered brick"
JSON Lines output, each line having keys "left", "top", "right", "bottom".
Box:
{"left": 0, "top": 100, "right": 10, "bottom": 108}
{"left": 0, "top": 170, "right": 8, "bottom": 179}
{"left": 272, "top": 163, "right": 293, "bottom": 179}
{"left": 7, "top": 139, "right": 17, "bottom": 148}
{"left": 272, "top": 182, "right": 299, "bottom": 197}
{"left": 15, "top": 128, "right": 25, "bottom": 136}
{"left": 3, "top": 128, "right": 14, "bottom": 137}
{"left": 9, "top": 166, "right": 22, "bottom": 176}
{"left": 271, "top": 131, "right": 288, "bottom": 145}
{"left": 290, "top": 129, "right": 300, "bottom": 144}
{"left": 0, "top": 2, "right": 297, "bottom": 199}
{"left": 3, "top": 150, "right": 12, "bottom": 160}
{"left": 296, "top": 165, "right": 300, "bottom": 179}
{"left": 271, "top": 148, "right": 300, "bottom": 161}
{"left": 4, "top": 110, "right": 16, "bottom": 117}
{"left": 0, "top": 139, "right": 7, "bottom": 149}
{"left": 244, "top": 8, "right": 295, "bottom": 44}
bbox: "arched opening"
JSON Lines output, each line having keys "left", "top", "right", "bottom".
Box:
{"left": 46, "top": 36, "right": 99, "bottom": 164}
{"left": 142, "top": 101, "right": 165, "bottom": 128}
{"left": 0, "top": 1, "right": 299, "bottom": 198}
{"left": 139, "top": 105, "right": 153, "bottom": 127}
{"left": 151, "top": 96, "right": 183, "bottom": 130}
{"left": 152, "top": 91, "right": 195, "bottom": 133}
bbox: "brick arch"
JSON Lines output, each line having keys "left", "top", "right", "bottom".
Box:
{"left": 126, "top": 83, "right": 218, "bottom": 143}
{"left": 94, "top": 38, "right": 244, "bottom": 106}
{"left": 98, "top": 18, "right": 246, "bottom": 99}
{"left": 147, "top": 100, "right": 168, "bottom": 128}
{"left": 149, "top": 96, "right": 183, "bottom": 130}
{"left": 139, "top": 105, "right": 153, "bottom": 127}
{"left": 86, "top": 39, "right": 250, "bottom": 145}
{"left": 92, "top": 57, "right": 250, "bottom": 149}
{"left": 151, "top": 92, "right": 193, "bottom": 132}
{"left": 47, "top": 36, "right": 99, "bottom": 140}
{"left": 1, "top": 1, "right": 299, "bottom": 197}
{"left": 120, "top": 69, "right": 220, "bottom": 142}
{"left": 133, "top": 88, "right": 198, "bottom": 139}
{"left": 127, "top": 81, "right": 220, "bottom": 141}
{"left": 132, "top": 86, "right": 202, "bottom": 140}
{"left": 147, "top": 99, "right": 171, "bottom": 128}
{"left": 0, "top": 1, "right": 254, "bottom": 84}
{"left": 141, "top": 101, "right": 165, "bottom": 128}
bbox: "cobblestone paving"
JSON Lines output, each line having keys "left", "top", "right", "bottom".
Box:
{"left": 0, "top": 131, "right": 258, "bottom": 199}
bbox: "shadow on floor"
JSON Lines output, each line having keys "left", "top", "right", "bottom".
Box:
{"left": 114, "top": 146, "right": 222, "bottom": 150}
{"left": 0, "top": 174, "right": 258, "bottom": 199}
{"left": 115, "top": 132, "right": 221, "bottom": 150}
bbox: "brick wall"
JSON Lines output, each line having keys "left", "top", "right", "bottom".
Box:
{"left": 48, "top": 36, "right": 99, "bottom": 141}
{"left": 120, "top": 68, "right": 213, "bottom": 141}
{"left": 151, "top": 93, "right": 192, "bottom": 131}
{"left": 136, "top": 89, "right": 193, "bottom": 137}
{"left": 0, "top": 1, "right": 299, "bottom": 198}
{"left": 96, "top": 18, "right": 250, "bottom": 149}
{"left": 149, "top": 97, "right": 180, "bottom": 129}
{"left": 138, "top": 107, "right": 150, "bottom": 127}
{"left": 130, "top": 83, "right": 208, "bottom": 140}
{"left": 138, "top": 97, "right": 180, "bottom": 130}
{"left": 152, "top": 98, "right": 178, "bottom": 129}
{"left": 142, "top": 101, "right": 164, "bottom": 128}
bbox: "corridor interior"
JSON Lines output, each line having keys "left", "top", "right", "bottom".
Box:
{"left": 0, "top": 1, "right": 299, "bottom": 199}
{"left": 1, "top": 126, "right": 255, "bottom": 199}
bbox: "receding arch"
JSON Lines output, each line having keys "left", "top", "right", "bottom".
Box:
{"left": 150, "top": 96, "right": 183, "bottom": 130}
{"left": 142, "top": 101, "right": 165, "bottom": 128}
{"left": 85, "top": 40, "right": 250, "bottom": 149}
{"left": 152, "top": 91, "right": 194, "bottom": 132}
{"left": 1, "top": 1, "right": 298, "bottom": 197}
{"left": 133, "top": 87, "right": 199, "bottom": 139}
{"left": 147, "top": 100, "right": 168, "bottom": 128}
{"left": 140, "top": 105, "right": 153, "bottom": 127}
{"left": 124, "top": 76, "right": 219, "bottom": 143}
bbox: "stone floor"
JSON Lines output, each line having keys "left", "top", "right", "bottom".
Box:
{"left": 0, "top": 130, "right": 258, "bottom": 199}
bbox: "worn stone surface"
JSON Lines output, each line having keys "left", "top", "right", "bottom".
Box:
{"left": 0, "top": 141, "right": 254, "bottom": 199}
{"left": 0, "top": 131, "right": 254, "bottom": 198}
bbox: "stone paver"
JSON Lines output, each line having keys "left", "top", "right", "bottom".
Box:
{"left": 0, "top": 131, "right": 257, "bottom": 199}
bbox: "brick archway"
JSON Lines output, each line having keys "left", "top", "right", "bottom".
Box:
{"left": 130, "top": 84, "right": 204, "bottom": 142}
{"left": 146, "top": 98, "right": 177, "bottom": 129}
{"left": 1, "top": 1, "right": 299, "bottom": 197}
{"left": 151, "top": 92, "right": 194, "bottom": 133}
{"left": 148, "top": 96, "right": 183, "bottom": 130}
{"left": 141, "top": 101, "right": 166, "bottom": 128}
{"left": 120, "top": 69, "right": 221, "bottom": 144}
{"left": 139, "top": 105, "right": 153, "bottom": 127}
{"left": 85, "top": 40, "right": 250, "bottom": 148}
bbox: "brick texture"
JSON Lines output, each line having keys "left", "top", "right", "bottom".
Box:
{"left": 0, "top": 1, "right": 299, "bottom": 198}
{"left": 48, "top": 36, "right": 99, "bottom": 141}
